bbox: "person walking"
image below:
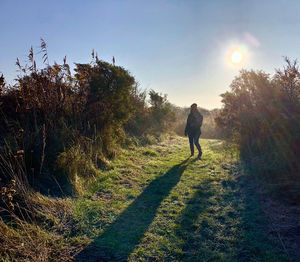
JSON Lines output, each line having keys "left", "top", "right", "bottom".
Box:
{"left": 184, "top": 103, "right": 203, "bottom": 159}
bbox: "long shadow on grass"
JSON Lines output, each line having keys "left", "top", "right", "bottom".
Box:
{"left": 173, "top": 170, "right": 243, "bottom": 261}
{"left": 174, "top": 163, "right": 289, "bottom": 262}
{"left": 76, "top": 158, "right": 192, "bottom": 262}
{"left": 174, "top": 179, "right": 218, "bottom": 261}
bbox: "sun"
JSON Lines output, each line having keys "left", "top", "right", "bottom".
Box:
{"left": 231, "top": 50, "right": 243, "bottom": 64}
{"left": 228, "top": 47, "right": 246, "bottom": 65}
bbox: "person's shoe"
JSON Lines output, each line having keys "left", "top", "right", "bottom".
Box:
{"left": 190, "top": 153, "right": 194, "bottom": 157}
{"left": 198, "top": 152, "right": 202, "bottom": 159}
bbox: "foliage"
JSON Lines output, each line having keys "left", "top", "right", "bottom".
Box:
{"left": 125, "top": 89, "right": 176, "bottom": 138}
{"left": 216, "top": 58, "right": 300, "bottom": 185}
{"left": 0, "top": 186, "right": 88, "bottom": 262}
{"left": 0, "top": 41, "right": 176, "bottom": 194}
{"left": 57, "top": 145, "right": 98, "bottom": 195}
{"left": 148, "top": 90, "right": 176, "bottom": 134}
{"left": 0, "top": 164, "right": 88, "bottom": 261}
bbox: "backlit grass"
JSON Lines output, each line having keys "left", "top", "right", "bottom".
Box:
{"left": 74, "top": 136, "right": 289, "bottom": 261}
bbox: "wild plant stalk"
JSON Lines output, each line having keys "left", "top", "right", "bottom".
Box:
{"left": 0, "top": 146, "right": 29, "bottom": 196}
{"left": 39, "top": 124, "right": 46, "bottom": 175}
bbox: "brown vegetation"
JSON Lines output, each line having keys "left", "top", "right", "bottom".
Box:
{"left": 0, "top": 40, "right": 178, "bottom": 261}
{"left": 216, "top": 58, "right": 300, "bottom": 200}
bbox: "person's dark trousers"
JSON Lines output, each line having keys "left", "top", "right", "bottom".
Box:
{"left": 188, "top": 133, "right": 202, "bottom": 156}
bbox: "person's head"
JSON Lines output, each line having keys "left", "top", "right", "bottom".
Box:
{"left": 190, "top": 103, "right": 198, "bottom": 113}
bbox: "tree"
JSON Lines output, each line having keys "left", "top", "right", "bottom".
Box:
{"left": 216, "top": 61, "right": 300, "bottom": 177}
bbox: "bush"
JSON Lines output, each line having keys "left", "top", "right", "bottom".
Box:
{"left": 216, "top": 58, "right": 300, "bottom": 187}
{"left": 125, "top": 89, "right": 176, "bottom": 137}
{"left": 0, "top": 41, "right": 178, "bottom": 194}
{"left": 57, "top": 145, "right": 98, "bottom": 195}
{"left": 0, "top": 43, "right": 134, "bottom": 192}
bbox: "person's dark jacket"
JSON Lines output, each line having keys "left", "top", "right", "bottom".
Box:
{"left": 184, "top": 111, "right": 203, "bottom": 136}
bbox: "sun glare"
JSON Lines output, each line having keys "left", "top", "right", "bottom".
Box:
{"left": 227, "top": 46, "right": 247, "bottom": 66}
{"left": 231, "top": 50, "right": 243, "bottom": 64}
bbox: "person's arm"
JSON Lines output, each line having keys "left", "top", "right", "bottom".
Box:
{"left": 184, "top": 115, "right": 190, "bottom": 136}
{"left": 199, "top": 113, "right": 203, "bottom": 127}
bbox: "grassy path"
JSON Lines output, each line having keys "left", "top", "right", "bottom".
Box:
{"left": 74, "top": 136, "right": 289, "bottom": 262}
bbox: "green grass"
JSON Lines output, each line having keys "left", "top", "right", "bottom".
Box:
{"left": 74, "top": 136, "right": 290, "bottom": 262}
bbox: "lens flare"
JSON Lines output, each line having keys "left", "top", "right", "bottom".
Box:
{"left": 227, "top": 46, "right": 247, "bottom": 65}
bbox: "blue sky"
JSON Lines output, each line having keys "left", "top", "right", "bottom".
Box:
{"left": 1, "top": 0, "right": 300, "bottom": 109}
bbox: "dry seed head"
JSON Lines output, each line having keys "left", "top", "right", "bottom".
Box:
{"left": 1, "top": 187, "right": 7, "bottom": 195}
{"left": 11, "top": 179, "right": 16, "bottom": 186}
{"left": 7, "top": 194, "right": 13, "bottom": 201}
{"left": 8, "top": 202, "right": 14, "bottom": 211}
{"left": 0, "top": 74, "right": 4, "bottom": 87}
{"left": 9, "top": 189, "right": 16, "bottom": 195}
{"left": 16, "top": 150, "right": 25, "bottom": 159}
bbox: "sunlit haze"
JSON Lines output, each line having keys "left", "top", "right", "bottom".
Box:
{"left": 1, "top": 0, "right": 300, "bottom": 109}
